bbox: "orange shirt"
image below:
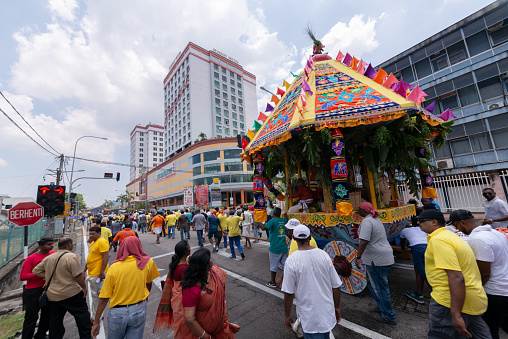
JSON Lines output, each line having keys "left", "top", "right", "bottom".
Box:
{"left": 152, "top": 215, "right": 165, "bottom": 228}
{"left": 113, "top": 229, "right": 136, "bottom": 244}
{"left": 293, "top": 185, "right": 314, "bottom": 201}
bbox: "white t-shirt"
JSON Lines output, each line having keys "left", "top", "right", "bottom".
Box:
{"left": 400, "top": 227, "right": 428, "bottom": 246}
{"left": 358, "top": 215, "right": 394, "bottom": 266}
{"left": 242, "top": 211, "right": 253, "bottom": 226}
{"left": 467, "top": 225, "right": 508, "bottom": 296}
{"left": 484, "top": 197, "right": 508, "bottom": 229}
{"left": 281, "top": 248, "right": 341, "bottom": 334}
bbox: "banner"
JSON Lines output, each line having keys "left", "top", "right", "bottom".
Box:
{"left": 156, "top": 162, "right": 175, "bottom": 182}
{"left": 195, "top": 185, "right": 209, "bottom": 207}
{"left": 183, "top": 187, "right": 193, "bottom": 207}
{"left": 210, "top": 185, "right": 222, "bottom": 207}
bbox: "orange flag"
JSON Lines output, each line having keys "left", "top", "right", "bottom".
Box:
{"left": 382, "top": 73, "right": 398, "bottom": 88}
{"left": 350, "top": 57, "right": 359, "bottom": 70}
{"left": 271, "top": 94, "right": 279, "bottom": 105}
{"left": 257, "top": 112, "right": 268, "bottom": 122}
{"left": 372, "top": 68, "right": 388, "bottom": 84}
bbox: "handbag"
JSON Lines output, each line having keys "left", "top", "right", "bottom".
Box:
{"left": 39, "top": 252, "right": 68, "bottom": 307}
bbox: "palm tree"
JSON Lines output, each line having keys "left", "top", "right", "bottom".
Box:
{"left": 102, "top": 199, "right": 114, "bottom": 209}
{"left": 116, "top": 190, "right": 135, "bottom": 209}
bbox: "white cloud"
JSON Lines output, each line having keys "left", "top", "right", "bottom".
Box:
{"left": 0, "top": 157, "right": 6, "bottom": 167}
{"left": 48, "top": 0, "right": 79, "bottom": 21}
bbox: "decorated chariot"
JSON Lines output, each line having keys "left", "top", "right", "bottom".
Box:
{"left": 240, "top": 34, "right": 452, "bottom": 295}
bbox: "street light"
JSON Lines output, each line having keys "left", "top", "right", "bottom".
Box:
{"left": 67, "top": 136, "right": 108, "bottom": 219}
{"left": 260, "top": 86, "right": 276, "bottom": 96}
{"left": 225, "top": 165, "right": 233, "bottom": 207}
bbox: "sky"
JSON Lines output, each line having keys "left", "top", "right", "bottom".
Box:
{"left": 0, "top": 0, "right": 495, "bottom": 208}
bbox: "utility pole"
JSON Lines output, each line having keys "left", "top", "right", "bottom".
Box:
{"left": 46, "top": 154, "right": 64, "bottom": 237}
{"left": 56, "top": 154, "right": 64, "bottom": 185}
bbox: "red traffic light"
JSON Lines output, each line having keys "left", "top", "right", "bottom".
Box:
{"left": 116, "top": 172, "right": 120, "bottom": 182}
{"left": 54, "top": 186, "right": 64, "bottom": 194}
{"left": 104, "top": 173, "right": 113, "bottom": 178}
{"left": 39, "top": 186, "right": 50, "bottom": 194}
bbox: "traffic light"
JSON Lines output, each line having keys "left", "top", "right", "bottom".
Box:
{"left": 36, "top": 184, "right": 66, "bottom": 217}
{"left": 104, "top": 173, "right": 113, "bottom": 178}
{"left": 116, "top": 172, "right": 120, "bottom": 182}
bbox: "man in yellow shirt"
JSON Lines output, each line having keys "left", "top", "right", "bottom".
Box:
{"left": 165, "top": 211, "right": 177, "bottom": 239}
{"left": 226, "top": 209, "right": 245, "bottom": 259}
{"left": 217, "top": 208, "right": 229, "bottom": 249}
{"left": 100, "top": 222, "right": 112, "bottom": 245}
{"left": 417, "top": 209, "right": 489, "bottom": 339}
{"left": 91, "top": 237, "right": 159, "bottom": 339}
{"left": 83, "top": 226, "right": 110, "bottom": 320}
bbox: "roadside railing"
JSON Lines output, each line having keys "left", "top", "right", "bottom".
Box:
{"left": 0, "top": 219, "right": 45, "bottom": 268}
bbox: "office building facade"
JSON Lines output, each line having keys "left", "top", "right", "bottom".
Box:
{"left": 129, "top": 124, "right": 165, "bottom": 181}
{"left": 127, "top": 137, "right": 253, "bottom": 211}
{"left": 163, "top": 42, "right": 257, "bottom": 160}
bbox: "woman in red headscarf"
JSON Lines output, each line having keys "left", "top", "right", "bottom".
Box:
{"left": 91, "top": 236, "right": 160, "bottom": 338}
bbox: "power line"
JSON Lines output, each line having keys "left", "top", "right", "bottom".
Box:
{"left": 0, "top": 91, "right": 60, "bottom": 155}
{"left": 15, "top": 158, "right": 59, "bottom": 198}
{"left": 67, "top": 156, "right": 136, "bottom": 168}
{"left": 0, "top": 107, "right": 59, "bottom": 157}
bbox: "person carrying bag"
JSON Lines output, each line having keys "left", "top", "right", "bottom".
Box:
{"left": 39, "top": 252, "right": 68, "bottom": 307}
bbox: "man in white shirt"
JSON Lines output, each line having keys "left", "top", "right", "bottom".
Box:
{"left": 482, "top": 188, "right": 508, "bottom": 229}
{"left": 400, "top": 224, "right": 429, "bottom": 304}
{"left": 282, "top": 224, "right": 341, "bottom": 339}
{"left": 241, "top": 206, "right": 253, "bottom": 249}
{"left": 451, "top": 209, "right": 508, "bottom": 339}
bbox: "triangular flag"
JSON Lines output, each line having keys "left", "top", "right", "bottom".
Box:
{"left": 400, "top": 79, "right": 411, "bottom": 92}
{"left": 271, "top": 94, "right": 279, "bottom": 105}
{"left": 283, "top": 80, "right": 291, "bottom": 91}
{"left": 335, "top": 51, "right": 344, "bottom": 62}
{"left": 382, "top": 73, "right": 398, "bottom": 88}
{"left": 290, "top": 72, "right": 298, "bottom": 77}
{"left": 302, "top": 77, "right": 313, "bottom": 95}
{"left": 253, "top": 120, "right": 262, "bottom": 131}
{"left": 265, "top": 103, "right": 274, "bottom": 112}
{"left": 406, "top": 85, "right": 427, "bottom": 104}
{"left": 300, "top": 88, "right": 307, "bottom": 107}
{"left": 364, "top": 64, "right": 376, "bottom": 79}
{"left": 425, "top": 101, "right": 435, "bottom": 114}
{"left": 350, "top": 57, "right": 359, "bottom": 70}
{"left": 258, "top": 112, "right": 268, "bottom": 122}
{"left": 277, "top": 87, "right": 286, "bottom": 96}
{"left": 241, "top": 137, "right": 248, "bottom": 150}
{"left": 247, "top": 129, "right": 255, "bottom": 139}
{"left": 392, "top": 81, "right": 407, "bottom": 97}
{"left": 438, "top": 109, "right": 457, "bottom": 121}
{"left": 342, "top": 53, "right": 352, "bottom": 66}
{"left": 304, "top": 65, "right": 310, "bottom": 78}
{"left": 306, "top": 59, "right": 314, "bottom": 70}
{"left": 356, "top": 60, "right": 368, "bottom": 74}
{"left": 372, "top": 68, "right": 388, "bottom": 84}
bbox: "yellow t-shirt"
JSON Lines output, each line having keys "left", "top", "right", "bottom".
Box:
{"left": 288, "top": 236, "right": 318, "bottom": 256}
{"left": 99, "top": 256, "right": 159, "bottom": 308}
{"left": 425, "top": 227, "right": 487, "bottom": 315}
{"left": 226, "top": 216, "right": 243, "bottom": 237}
{"left": 175, "top": 212, "right": 181, "bottom": 219}
{"left": 218, "top": 214, "right": 228, "bottom": 231}
{"left": 87, "top": 238, "right": 110, "bottom": 276}
{"left": 165, "top": 214, "right": 177, "bottom": 226}
{"left": 100, "top": 227, "right": 112, "bottom": 242}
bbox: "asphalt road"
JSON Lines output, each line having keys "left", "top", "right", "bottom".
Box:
{"left": 68, "top": 227, "right": 507, "bottom": 339}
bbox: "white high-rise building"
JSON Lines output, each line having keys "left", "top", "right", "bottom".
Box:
{"left": 130, "top": 124, "right": 165, "bottom": 181}
{"left": 163, "top": 42, "right": 257, "bottom": 160}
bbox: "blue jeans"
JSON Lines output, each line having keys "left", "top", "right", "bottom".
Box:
{"left": 365, "top": 264, "right": 396, "bottom": 322}
{"left": 139, "top": 223, "right": 146, "bottom": 233}
{"left": 168, "top": 225, "right": 176, "bottom": 238}
{"left": 197, "top": 229, "right": 204, "bottom": 247}
{"left": 107, "top": 301, "right": 147, "bottom": 339}
{"left": 253, "top": 222, "right": 260, "bottom": 241}
{"left": 303, "top": 331, "right": 330, "bottom": 339}
{"left": 229, "top": 235, "right": 243, "bottom": 257}
{"left": 222, "top": 234, "right": 228, "bottom": 248}
{"left": 180, "top": 227, "right": 189, "bottom": 241}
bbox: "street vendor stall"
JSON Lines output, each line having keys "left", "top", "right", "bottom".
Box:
{"left": 241, "top": 34, "right": 452, "bottom": 295}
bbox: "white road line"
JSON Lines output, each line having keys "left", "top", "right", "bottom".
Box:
{"left": 151, "top": 243, "right": 211, "bottom": 259}
{"left": 393, "top": 263, "right": 414, "bottom": 271}
{"left": 221, "top": 268, "right": 390, "bottom": 339}
{"left": 215, "top": 248, "right": 241, "bottom": 260}
{"left": 82, "top": 227, "right": 105, "bottom": 339}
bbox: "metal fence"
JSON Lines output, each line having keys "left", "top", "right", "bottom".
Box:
{"left": 398, "top": 172, "right": 492, "bottom": 212}
{"left": 0, "top": 219, "right": 45, "bottom": 268}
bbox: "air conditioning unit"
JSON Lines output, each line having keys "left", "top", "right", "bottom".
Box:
{"left": 487, "top": 102, "right": 505, "bottom": 110}
{"left": 436, "top": 158, "right": 454, "bottom": 169}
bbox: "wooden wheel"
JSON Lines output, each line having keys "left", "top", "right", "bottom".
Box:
{"left": 323, "top": 240, "right": 367, "bottom": 295}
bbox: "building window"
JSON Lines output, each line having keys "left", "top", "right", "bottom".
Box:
{"left": 232, "top": 112, "right": 237, "bottom": 119}
{"left": 154, "top": 158, "right": 158, "bottom": 162}
{"left": 222, "top": 67, "right": 226, "bottom": 74}
{"left": 139, "top": 159, "right": 143, "bottom": 163}
{"left": 223, "top": 101, "right": 228, "bottom": 107}
{"left": 140, "top": 143, "right": 144, "bottom": 146}
{"left": 204, "top": 164, "right": 221, "bottom": 174}
{"left": 214, "top": 72, "right": 219, "bottom": 79}
{"left": 139, "top": 148, "right": 143, "bottom": 152}
{"left": 457, "top": 85, "right": 480, "bottom": 106}
{"left": 222, "top": 84, "right": 227, "bottom": 90}
{"left": 217, "top": 126, "right": 222, "bottom": 133}
{"left": 447, "top": 41, "right": 468, "bottom": 65}
{"left": 232, "top": 104, "right": 237, "bottom": 110}
{"left": 231, "top": 87, "right": 235, "bottom": 93}
{"left": 193, "top": 166, "right": 201, "bottom": 176}
{"left": 215, "top": 107, "right": 221, "bottom": 114}
{"left": 239, "top": 107, "right": 244, "bottom": 113}
{"left": 239, "top": 115, "right": 244, "bottom": 121}
{"left": 224, "top": 110, "right": 229, "bottom": 117}
{"left": 216, "top": 116, "right": 221, "bottom": 123}
{"left": 450, "top": 138, "right": 472, "bottom": 155}
{"left": 231, "top": 96, "right": 236, "bottom": 103}
{"left": 240, "top": 123, "right": 244, "bottom": 129}
{"left": 238, "top": 90, "right": 243, "bottom": 97}
{"left": 224, "top": 161, "right": 243, "bottom": 171}
{"left": 478, "top": 77, "right": 504, "bottom": 101}
{"left": 466, "top": 30, "right": 491, "bottom": 57}
{"left": 204, "top": 150, "right": 220, "bottom": 161}
{"left": 237, "top": 82, "right": 242, "bottom": 88}
{"left": 224, "top": 119, "right": 229, "bottom": 125}
{"left": 215, "top": 98, "right": 220, "bottom": 105}
{"left": 214, "top": 64, "right": 218, "bottom": 70}
{"left": 238, "top": 99, "right": 242, "bottom": 105}
{"left": 489, "top": 113, "right": 508, "bottom": 149}
{"left": 140, "top": 137, "right": 144, "bottom": 141}
{"left": 225, "top": 128, "right": 230, "bottom": 135}
{"left": 440, "top": 93, "right": 459, "bottom": 111}
{"left": 215, "top": 89, "right": 220, "bottom": 96}
{"left": 414, "top": 58, "right": 432, "bottom": 79}
{"left": 233, "top": 121, "right": 237, "bottom": 127}
{"left": 237, "top": 74, "right": 241, "bottom": 80}
{"left": 217, "top": 134, "right": 222, "bottom": 138}
{"left": 224, "top": 149, "right": 240, "bottom": 159}
{"left": 153, "top": 153, "right": 158, "bottom": 156}
{"left": 489, "top": 20, "right": 508, "bottom": 46}
{"left": 223, "top": 92, "right": 228, "bottom": 99}
{"left": 140, "top": 133, "right": 144, "bottom": 136}
{"left": 230, "top": 79, "right": 235, "bottom": 85}
{"left": 222, "top": 75, "right": 227, "bottom": 82}
{"left": 192, "top": 154, "right": 201, "bottom": 164}
{"left": 139, "top": 152, "right": 143, "bottom": 155}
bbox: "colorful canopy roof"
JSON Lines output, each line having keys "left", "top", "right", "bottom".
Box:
{"left": 245, "top": 55, "right": 443, "bottom": 154}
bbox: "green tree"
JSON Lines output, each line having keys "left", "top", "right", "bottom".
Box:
{"left": 64, "top": 192, "right": 86, "bottom": 210}
{"left": 198, "top": 132, "right": 207, "bottom": 141}
{"left": 116, "top": 190, "right": 135, "bottom": 208}
{"left": 102, "top": 199, "right": 114, "bottom": 209}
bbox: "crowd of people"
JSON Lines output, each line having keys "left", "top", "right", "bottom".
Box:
{"left": 18, "top": 185, "right": 508, "bottom": 339}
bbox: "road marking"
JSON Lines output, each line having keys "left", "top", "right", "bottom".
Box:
{"left": 222, "top": 268, "right": 390, "bottom": 339}
{"left": 215, "top": 248, "right": 241, "bottom": 260}
{"left": 393, "top": 263, "right": 413, "bottom": 271}
{"left": 151, "top": 243, "right": 211, "bottom": 259}
{"left": 82, "top": 227, "right": 105, "bottom": 339}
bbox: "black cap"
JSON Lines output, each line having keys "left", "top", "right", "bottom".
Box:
{"left": 416, "top": 209, "right": 445, "bottom": 223}
{"left": 449, "top": 209, "right": 474, "bottom": 223}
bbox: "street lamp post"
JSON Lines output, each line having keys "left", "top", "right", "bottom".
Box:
{"left": 225, "top": 165, "right": 233, "bottom": 207}
{"left": 67, "top": 136, "right": 107, "bottom": 226}
{"left": 260, "top": 86, "right": 276, "bottom": 96}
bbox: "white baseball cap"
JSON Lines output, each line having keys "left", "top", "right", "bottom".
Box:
{"left": 293, "top": 224, "right": 310, "bottom": 239}
{"left": 285, "top": 218, "right": 300, "bottom": 230}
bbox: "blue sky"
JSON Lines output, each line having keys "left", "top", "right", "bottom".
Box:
{"left": 0, "top": 0, "right": 495, "bottom": 207}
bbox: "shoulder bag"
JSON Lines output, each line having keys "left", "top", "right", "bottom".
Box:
{"left": 39, "top": 252, "right": 68, "bottom": 307}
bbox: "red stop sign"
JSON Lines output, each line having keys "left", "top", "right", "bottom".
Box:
{"left": 8, "top": 202, "right": 44, "bottom": 227}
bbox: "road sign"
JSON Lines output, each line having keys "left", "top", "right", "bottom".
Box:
{"left": 8, "top": 202, "right": 44, "bottom": 227}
